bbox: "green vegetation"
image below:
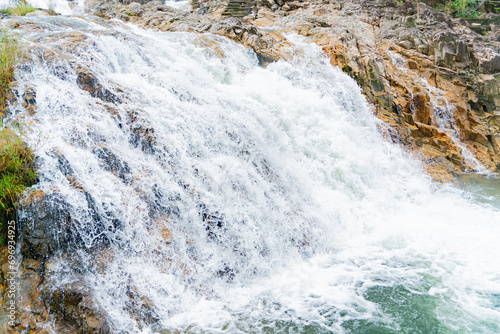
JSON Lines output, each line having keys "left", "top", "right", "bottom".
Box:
{"left": 449, "top": 0, "right": 480, "bottom": 17}
{"left": 397, "top": 0, "right": 482, "bottom": 18}
{"left": 0, "top": 128, "right": 38, "bottom": 221}
{"left": 1, "top": 0, "right": 36, "bottom": 16}
{"left": 0, "top": 32, "right": 19, "bottom": 105}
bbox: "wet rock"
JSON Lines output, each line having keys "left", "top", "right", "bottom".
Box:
{"left": 93, "top": 147, "right": 133, "bottom": 183}
{"left": 126, "top": 110, "right": 157, "bottom": 154}
{"left": 198, "top": 204, "right": 226, "bottom": 242}
{"left": 18, "top": 151, "right": 120, "bottom": 257}
{"left": 125, "top": 285, "right": 159, "bottom": 327}
{"left": 147, "top": 185, "right": 181, "bottom": 218}
{"left": 0, "top": 252, "right": 53, "bottom": 333}
{"left": 21, "top": 88, "right": 36, "bottom": 116}
{"left": 216, "top": 264, "right": 236, "bottom": 282}
{"left": 17, "top": 190, "right": 73, "bottom": 259}
{"left": 47, "top": 280, "right": 111, "bottom": 333}
{"left": 76, "top": 69, "right": 119, "bottom": 103}
{"left": 147, "top": 217, "right": 173, "bottom": 245}
{"left": 1, "top": 245, "right": 113, "bottom": 331}
{"left": 48, "top": 150, "right": 75, "bottom": 178}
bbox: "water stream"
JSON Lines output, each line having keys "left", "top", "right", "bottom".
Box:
{"left": 1, "top": 7, "right": 500, "bottom": 334}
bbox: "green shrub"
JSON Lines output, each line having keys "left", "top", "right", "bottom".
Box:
{"left": 0, "top": 32, "right": 19, "bottom": 105}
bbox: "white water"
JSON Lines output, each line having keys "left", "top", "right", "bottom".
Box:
{"left": 3, "top": 13, "right": 500, "bottom": 333}
{"left": 164, "top": 0, "right": 191, "bottom": 11}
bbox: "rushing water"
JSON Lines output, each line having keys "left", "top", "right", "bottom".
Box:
{"left": 1, "top": 10, "right": 500, "bottom": 334}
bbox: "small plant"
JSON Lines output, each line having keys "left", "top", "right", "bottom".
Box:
{"left": 47, "top": 0, "right": 56, "bottom": 12}
{"left": 2, "top": 1, "right": 36, "bottom": 16}
{"left": 0, "top": 32, "right": 19, "bottom": 105}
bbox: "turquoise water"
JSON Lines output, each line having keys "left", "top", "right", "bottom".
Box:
{"left": 457, "top": 174, "right": 500, "bottom": 210}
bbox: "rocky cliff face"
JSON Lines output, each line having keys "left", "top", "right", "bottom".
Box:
{"left": 90, "top": 0, "right": 500, "bottom": 181}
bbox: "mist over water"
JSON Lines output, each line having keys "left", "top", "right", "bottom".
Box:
{"left": 2, "top": 13, "right": 500, "bottom": 333}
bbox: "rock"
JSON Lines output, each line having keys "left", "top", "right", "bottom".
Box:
{"left": 17, "top": 150, "right": 122, "bottom": 260}
{"left": 47, "top": 280, "right": 111, "bottom": 333}
{"left": 17, "top": 190, "right": 73, "bottom": 259}
{"left": 0, "top": 248, "right": 110, "bottom": 333}
{"left": 147, "top": 217, "right": 173, "bottom": 245}
{"left": 25, "top": 10, "right": 52, "bottom": 17}
{"left": 125, "top": 285, "right": 159, "bottom": 327}
{"left": 412, "top": 94, "right": 431, "bottom": 125}
{"left": 93, "top": 146, "right": 133, "bottom": 183}
{"left": 222, "top": 0, "right": 255, "bottom": 17}
{"left": 126, "top": 110, "right": 157, "bottom": 154}
{"left": 76, "top": 69, "right": 119, "bottom": 103}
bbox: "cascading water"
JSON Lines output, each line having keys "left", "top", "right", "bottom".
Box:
{"left": 1, "top": 10, "right": 500, "bottom": 334}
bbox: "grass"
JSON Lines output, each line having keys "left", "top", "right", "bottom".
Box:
{"left": 1, "top": 1, "right": 36, "bottom": 16}
{"left": 0, "top": 128, "right": 38, "bottom": 222}
{"left": 0, "top": 32, "right": 19, "bottom": 105}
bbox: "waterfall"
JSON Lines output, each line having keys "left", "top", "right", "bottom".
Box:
{"left": 2, "top": 12, "right": 500, "bottom": 334}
